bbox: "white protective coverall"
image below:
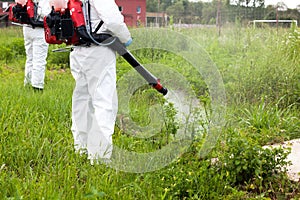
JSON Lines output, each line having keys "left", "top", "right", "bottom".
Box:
{"left": 70, "top": 0, "right": 131, "bottom": 164}
{"left": 23, "top": 0, "right": 51, "bottom": 89}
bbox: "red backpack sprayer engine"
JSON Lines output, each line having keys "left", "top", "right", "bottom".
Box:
{"left": 44, "top": 0, "right": 168, "bottom": 95}
{"left": 8, "top": 0, "right": 43, "bottom": 28}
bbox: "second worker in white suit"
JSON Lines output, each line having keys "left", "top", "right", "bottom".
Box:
{"left": 69, "top": 0, "right": 132, "bottom": 164}
{"left": 23, "top": 0, "right": 51, "bottom": 90}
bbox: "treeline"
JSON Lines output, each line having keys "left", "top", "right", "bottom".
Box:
{"left": 147, "top": 0, "right": 300, "bottom": 25}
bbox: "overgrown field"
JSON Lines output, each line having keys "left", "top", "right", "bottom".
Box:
{"left": 0, "top": 26, "right": 299, "bottom": 199}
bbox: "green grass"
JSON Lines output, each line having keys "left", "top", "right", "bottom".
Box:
{"left": 0, "top": 26, "right": 299, "bottom": 199}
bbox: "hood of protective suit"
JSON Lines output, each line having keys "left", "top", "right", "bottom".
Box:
{"left": 15, "top": 0, "right": 27, "bottom": 6}
{"left": 49, "top": 0, "right": 68, "bottom": 11}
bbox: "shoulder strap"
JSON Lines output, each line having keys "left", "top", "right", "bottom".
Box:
{"left": 93, "top": 20, "right": 103, "bottom": 34}
{"left": 86, "top": 2, "right": 103, "bottom": 34}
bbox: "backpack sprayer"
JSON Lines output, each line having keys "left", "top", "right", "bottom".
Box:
{"left": 8, "top": 0, "right": 43, "bottom": 28}
{"left": 44, "top": 0, "right": 168, "bottom": 95}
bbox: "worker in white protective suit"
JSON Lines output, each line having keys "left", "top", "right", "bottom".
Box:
{"left": 23, "top": 0, "right": 51, "bottom": 90}
{"left": 69, "top": 0, "right": 132, "bottom": 164}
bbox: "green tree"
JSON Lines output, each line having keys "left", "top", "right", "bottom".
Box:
{"left": 147, "top": 0, "right": 160, "bottom": 12}
{"left": 166, "top": 1, "right": 184, "bottom": 23}
{"left": 147, "top": 0, "right": 175, "bottom": 12}
{"left": 201, "top": 1, "right": 217, "bottom": 24}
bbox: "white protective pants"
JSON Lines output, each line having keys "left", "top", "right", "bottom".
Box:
{"left": 23, "top": 26, "right": 49, "bottom": 89}
{"left": 70, "top": 45, "right": 118, "bottom": 162}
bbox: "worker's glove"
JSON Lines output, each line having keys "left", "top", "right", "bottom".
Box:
{"left": 124, "top": 38, "right": 133, "bottom": 47}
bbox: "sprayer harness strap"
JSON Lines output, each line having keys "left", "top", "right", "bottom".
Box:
{"left": 86, "top": 1, "right": 103, "bottom": 34}
{"left": 93, "top": 20, "right": 103, "bottom": 33}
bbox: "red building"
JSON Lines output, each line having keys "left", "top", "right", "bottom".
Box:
{"left": 0, "top": 1, "right": 9, "bottom": 27}
{"left": 115, "top": 0, "right": 146, "bottom": 27}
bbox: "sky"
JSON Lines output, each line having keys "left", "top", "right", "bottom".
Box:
{"left": 198, "top": 0, "right": 299, "bottom": 9}
{"left": 264, "top": 0, "right": 299, "bottom": 9}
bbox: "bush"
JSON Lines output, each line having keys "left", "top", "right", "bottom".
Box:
{"left": 151, "top": 150, "right": 229, "bottom": 199}
{"left": 215, "top": 129, "right": 294, "bottom": 198}
{"left": 47, "top": 44, "right": 70, "bottom": 69}
{"left": 0, "top": 38, "right": 25, "bottom": 66}
{"left": 0, "top": 45, "right": 13, "bottom": 64}
{"left": 8, "top": 38, "right": 25, "bottom": 57}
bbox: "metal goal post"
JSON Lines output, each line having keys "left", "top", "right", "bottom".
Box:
{"left": 252, "top": 20, "right": 298, "bottom": 28}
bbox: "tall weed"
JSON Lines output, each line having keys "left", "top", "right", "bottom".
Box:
{"left": 282, "top": 27, "right": 300, "bottom": 63}
{"left": 183, "top": 27, "right": 300, "bottom": 108}
{"left": 235, "top": 98, "right": 300, "bottom": 144}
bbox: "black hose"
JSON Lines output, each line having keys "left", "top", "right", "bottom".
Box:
{"left": 29, "top": 18, "right": 43, "bottom": 28}
{"left": 76, "top": 25, "right": 93, "bottom": 43}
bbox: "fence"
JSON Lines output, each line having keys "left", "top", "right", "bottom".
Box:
{"left": 147, "top": 3, "right": 300, "bottom": 28}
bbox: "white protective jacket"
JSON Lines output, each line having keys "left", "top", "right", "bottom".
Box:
{"left": 70, "top": 0, "right": 131, "bottom": 164}
{"left": 89, "top": 0, "right": 131, "bottom": 43}
{"left": 23, "top": 0, "right": 51, "bottom": 89}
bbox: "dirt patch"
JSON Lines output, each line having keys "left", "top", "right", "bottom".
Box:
{"left": 265, "top": 139, "right": 300, "bottom": 182}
